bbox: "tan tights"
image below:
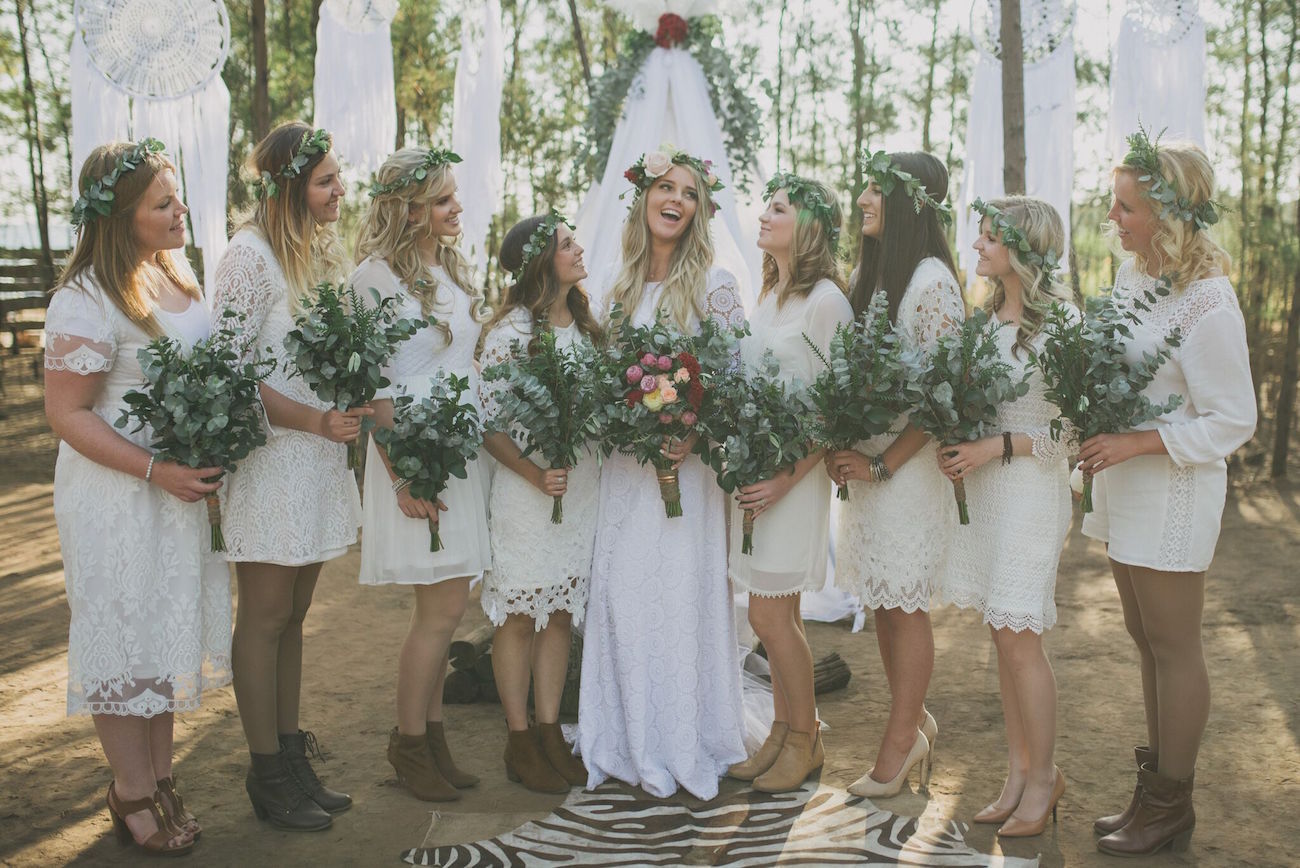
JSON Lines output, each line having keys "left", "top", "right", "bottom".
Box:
{"left": 396, "top": 577, "right": 470, "bottom": 735}
{"left": 492, "top": 609, "right": 573, "bottom": 731}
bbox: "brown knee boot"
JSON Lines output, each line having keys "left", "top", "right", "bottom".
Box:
{"left": 1094, "top": 746, "right": 1156, "bottom": 835}
{"left": 387, "top": 728, "right": 460, "bottom": 802}
{"left": 1097, "top": 763, "right": 1194, "bottom": 857}
{"left": 537, "top": 722, "right": 587, "bottom": 786}
{"left": 504, "top": 727, "right": 569, "bottom": 794}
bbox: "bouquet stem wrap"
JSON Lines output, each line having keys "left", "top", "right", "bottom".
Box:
{"left": 347, "top": 436, "right": 362, "bottom": 471}
{"left": 655, "top": 458, "right": 683, "bottom": 519}
{"left": 951, "top": 476, "right": 970, "bottom": 525}
{"left": 836, "top": 482, "right": 850, "bottom": 502}
{"left": 427, "top": 516, "right": 443, "bottom": 552}
{"left": 205, "top": 493, "right": 226, "bottom": 551}
{"left": 742, "top": 507, "right": 756, "bottom": 554}
{"left": 551, "top": 464, "right": 565, "bottom": 525}
{"left": 1081, "top": 468, "right": 1095, "bottom": 514}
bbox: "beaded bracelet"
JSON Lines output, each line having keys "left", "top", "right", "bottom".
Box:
{"left": 870, "top": 456, "right": 892, "bottom": 483}
{"left": 144, "top": 454, "right": 157, "bottom": 483}
{"left": 1001, "top": 432, "right": 1013, "bottom": 466}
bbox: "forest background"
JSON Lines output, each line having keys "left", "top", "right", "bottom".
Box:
{"left": 2, "top": 0, "right": 1297, "bottom": 476}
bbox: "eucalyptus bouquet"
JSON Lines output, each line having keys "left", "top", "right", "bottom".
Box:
{"left": 804, "top": 303, "right": 919, "bottom": 501}
{"left": 700, "top": 355, "right": 815, "bottom": 554}
{"left": 481, "top": 328, "right": 602, "bottom": 523}
{"left": 116, "top": 313, "right": 274, "bottom": 551}
{"left": 908, "top": 308, "right": 1030, "bottom": 524}
{"left": 1034, "top": 290, "right": 1182, "bottom": 512}
{"left": 372, "top": 374, "right": 482, "bottom": 552}
{"left": 282, "top": 282, "right": 426, "bottom": 468}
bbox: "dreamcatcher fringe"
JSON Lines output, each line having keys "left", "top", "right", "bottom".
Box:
{"left": 313, "top": 0, "right": 396, "bottom": 176}
{"left": 451, "top": 0, "right": 503, "bottom": 277}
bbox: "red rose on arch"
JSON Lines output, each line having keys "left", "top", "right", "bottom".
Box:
{"left": 655, "top": 13, "right": 689, "bottom": 48}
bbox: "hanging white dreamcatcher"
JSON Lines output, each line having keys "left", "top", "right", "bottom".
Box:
{"left": 970, "top": 0, "right": 1076, "bottom": 64}
{"left": 75, "top": 0, "right": 229, "bottom": 100}
{"left": 323, "top": 0, "right": 398, "bottom": 33}
{"left": 1129, "top": 0, "right": 1201, "bottom": 47}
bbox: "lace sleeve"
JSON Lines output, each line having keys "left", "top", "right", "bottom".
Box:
{"left": 477, "top": 311, "right": 531, "bottom": 423}
{"left": 211, "top": 240, "right": 278, "bottom": 343}
{"left": 44, "top": 285, "right": 116, "bottom": 374}
{"left": 704, "top": 269, "right": 746, "bottom": 331}
{"left": 908, "top": 267, "right": 965, "bottom": 354}
{"left": 1030, "top": 416, "right": 1078, "bottom": 463}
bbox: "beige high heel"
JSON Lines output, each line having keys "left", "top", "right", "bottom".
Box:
{"left": 920, "top": 709, "right": 938, "bottom": 785}
{"left": 998, "top": 767, "right": 1066, "bottom": 838}
{"left": 847, "top": 730, "right": 930, "bottom": 798}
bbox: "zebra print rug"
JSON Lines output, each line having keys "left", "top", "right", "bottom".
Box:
{"left": 400, "top": 780, "right": 1038, "bottom": 866}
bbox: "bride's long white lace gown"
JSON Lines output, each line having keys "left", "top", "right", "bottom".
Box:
{"left": 578, "top": 268, "right": 748, "bottom": 800}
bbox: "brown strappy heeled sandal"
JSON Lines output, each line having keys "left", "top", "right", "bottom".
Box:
{"left": 156, "top": 776, "right": 201, "bottom": 841}
{"left": 106, "top": 781, "right": 194, "bottom": 857}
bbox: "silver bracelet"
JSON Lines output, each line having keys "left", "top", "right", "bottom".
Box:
{"left": 870, "top": 456, "right": 892, "bottom": 483}
{"left": 392, "top": 477, "right": 411, "bottom": 494}
{"left": 144, "top": 454, "right": 157, "bottom": 483}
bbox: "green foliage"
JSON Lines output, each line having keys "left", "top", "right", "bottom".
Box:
{"left": 71, "top": 138, "right": 165, "bottom": 226}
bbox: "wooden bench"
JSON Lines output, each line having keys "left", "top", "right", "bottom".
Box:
{"left": 0, "top": 248, "right": 63, "bottom": 356}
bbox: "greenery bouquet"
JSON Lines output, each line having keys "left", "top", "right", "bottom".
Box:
{"left": 282, "top": 282, "right": 425, "bottom": 469}
{"left": 909, "top": 308, "right": 1030, "bottom": 525}
{"left": 116, "top": 313, "right": 274, "bottom": 552}
{"left": 804, "top": 303, "right": 919, "bottom": 501}
{"left": 1034, "top": 289, "right": 1183, "bottom": 513}
{"left": 372, "top": 373, "right": 482, "bottom": 552}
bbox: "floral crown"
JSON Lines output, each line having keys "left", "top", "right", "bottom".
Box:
{"left": 71, "top": 138, "right": 166, "bottom": 228}
{"left": 1122, "top": 124, "right": 1220, "bottom": 231}
{"left": 517, "top": 209, "right": 575, "bottom": 275}
{"left": 858, "top": 149, "right": 954, "bottom": 227}
{"left": 623, "top": 144, "right": 724, "bottom": 215}
{"left": 369, "top": 147, "right": 462, "bottom": 198}
{"left": 256, "top": 128, "right": 333, "bottom": 200}
{"left": 764, "top": 172, "right": 841, "bottom": 247}
{"left": 971, "top": 198, "right": 1062, "bottom": 281}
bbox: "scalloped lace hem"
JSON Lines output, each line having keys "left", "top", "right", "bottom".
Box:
{"left": 838, "top": 578, "right": 933, "bottom": 613}
{"left": 69, "top": 669, "right": 232, "bottom": 718}
{"left": 481, "top": 575, "right": 589, "bottom": 630}
{"left": 941, "top": 590, "right": 1051, "bottom": 634}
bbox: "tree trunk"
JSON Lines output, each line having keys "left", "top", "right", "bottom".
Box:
{"left": 1272, "top": 0, "right": 1297, "bottom": 196}
{"left": 921, "top": 0, "right": 941, "bottom": 153}
{"left": 29, "top": 0, "right": 73, "bottom": 198}
{"left": 566, "top": 0, "right": 593, "bottom": 100}
{"left": 848, "top": 0, "right": 868, "bottom": 238}
{"left": 775, "top": 0, "right": 788, "bottom": 162}
{"left": 1272, "top": 193, "right": 1300, "bottom": 478}
{"left": 999, "top": 0, "right": 1027, "bottom": 194}
{"left": 252, "top": 0, "right": 271, "bottom": 140}
{"left": 15, "top": 0, "right": 51, "bottom": 265}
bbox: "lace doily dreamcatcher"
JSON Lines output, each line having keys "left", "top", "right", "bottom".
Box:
{"left": 1128, "top": 0, "right": 1201, "bottom": 46}
{"left": 971, "top": 0, "right": 1076, "bottom": 64}
{"left": 323, "top": 0, "right": 397, "bottom": 32}
{"left": 74, "top": 0, "right": 230, "bottom": 99}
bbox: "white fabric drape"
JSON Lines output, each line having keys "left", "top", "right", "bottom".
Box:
{"left": 956, "top": 2, "right": 1076, "bottom": 287}
{"left": 1108, "top": 0, "right": 1206, "bottom": 160}
{"left": 313, "top": 0, "right": 397, "bottom": 176}
{"left": 451, "top": 0, "right": 504, "bottom": 275}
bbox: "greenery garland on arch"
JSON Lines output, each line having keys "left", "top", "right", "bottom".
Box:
{"left": 575, "top": 14, "right": 762, "bottom": 192}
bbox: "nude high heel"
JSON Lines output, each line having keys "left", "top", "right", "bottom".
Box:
{"left": 847, "top": 730, "right": 930, "bottom": 798}
{"left": 998, "top": 767, "right": 1066, "bottom": 838}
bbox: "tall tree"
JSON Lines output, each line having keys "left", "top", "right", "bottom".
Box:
{"left": 566, "top": 0, "right": 593, "bottom": 99}
{"left": 1273, "top": 193, "right": 1300, "bottom": 477}
{"left": 252, "top": 0, "right": 270, "bottom": 139}
{"left": 999, "top": 0, "right": 1026, "bottom": 194}
{"left": 14, "top": 0, "right": 50, "bottom": 263}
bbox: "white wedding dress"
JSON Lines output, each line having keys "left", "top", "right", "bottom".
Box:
{"left": 578, "top": 268, "right": 748, "bottom": 800}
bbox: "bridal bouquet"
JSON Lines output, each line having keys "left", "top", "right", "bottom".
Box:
{"left": 282, "top": 282, "right": 426, "bottom": 468}
{"left": 1034, "top": 290, "right": 1182, "bottom": 513}
{"left": 372, "top": 373, "right": 482, "bottom": 552}
{"left": 116, "top": 312, "right": 274, "bottom": 551}
{"left": 481, "top": 328, "right": 602, "bottom": 523}
{"left": 908, "top": 308, "right": 1030, "bottom": 524}
{"left": 701, "top": 354, "right": 814, "bottom": 554}
{"left": 804, "top": 303, "right": 919, "bottom": 501}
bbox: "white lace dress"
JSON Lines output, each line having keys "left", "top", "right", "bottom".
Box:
{"left": 578, "top": 267, "right": 748, "bottom": 800}
{"left": 1082, "top": 261, "right": 1256, "bottom": 572}
{"left": 353, "top": 257, "right": 492, "bottom": 585}
{"left": 477, "top": 310, "right": 599, "bottom": 628}
{"left": 937, "top": 309, "right": 1079, "bottom": 633}
{"left": 211, "top": 229, "right": 361, "bottom": 566}
{"left": 46, "top": 278, "right": 232, "bottom": 717}
{"left": 835, "top": 257, "right": 964, "bottom": 612}
{"left": 730, "top": 279, "right": 854, "bottom": 596}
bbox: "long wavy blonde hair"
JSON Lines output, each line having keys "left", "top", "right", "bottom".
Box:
{"left": 1112, "top": 141, "right": 1230, "bottom": 289}
{"left": 978, "top": 196, "right": 1073, "bottom": 358}
{"left": 760, "top": 180, "right": 846, "bottom": 306}
{"left": 56, "top": 142, "right": 200, "bottom": 337}
{"left": 354, "top": 150, "right": 488, "bottom": 343}
{"left": 605, "top": 162, "right": 718, "bottom": 331}
{"left": 234, "top": 121, "right": 348, "bottom": 313}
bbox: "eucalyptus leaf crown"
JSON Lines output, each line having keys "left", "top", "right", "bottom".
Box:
{"left": 1122, "top": 124, "right": 1220, "bottom": 231}
{"left": 256, "top": 128, "right": 333, "bottom": 200}
{"left": 858, "top": 149, "right": 954, "bottom": 227}
{"left": 369, "top": 147, "right": 463, "bottom": 198}
{"left": 71, "top": 138, "right": 166, "bottom": 228}
{"left": 622, "top": 144, "right": 725, "bottom": 215}
{"left": 764, "top": 172, "right": 841, "bottom": 246}
{"left": 517, "top": 208, "right": 575, "bottom": 275}
{"left": 970, "top": 198, "right": 1061, "bottom": 280}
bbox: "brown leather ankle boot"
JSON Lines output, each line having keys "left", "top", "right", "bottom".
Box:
{"left": 425, "top": 721, "right": 479, "bottom": 788}
{"left": 537, "top": 722, "right": 587, "bottom": 786}
{"left": 1094, "top": 745, "right": 1156, "bottom": 835}
{"left": 1097, "top": 763, "right": 1194, "bottom": 857}
{"left": 387, "top": 727, "right": 460, "bottom": 802}
{"left": 504, "top": 727, "right": 569, "bottom": 794}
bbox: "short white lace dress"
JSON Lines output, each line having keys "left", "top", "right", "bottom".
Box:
{"left": 478, "top": 309, "right": 599, "bottom": 628}
{"left": 729, "top": 279, "right": 853, "bottom": 596}
{"left": 937, "top": 309, "right": 1079, "bottom": 633}
{"left": 835, "top": 257, "right": 964, "bottom": 612}
{"left": 578, "top": 267, "right": 748, "bottom": 800}
{"left": 1082, "top": 261, "right": 1256, "bottom": 572}
{"left": 353, "top": 257, "right": 492, "bottom": 585}
{"left": 47, "top": 276, "right": 232, "bottom": 717}
{"left": 211, "top": 228, "right": 361, "bottom": 566}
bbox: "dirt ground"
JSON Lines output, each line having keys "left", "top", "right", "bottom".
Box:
{"left": 1, "top": 345, "right": 1297, "bottom": 867}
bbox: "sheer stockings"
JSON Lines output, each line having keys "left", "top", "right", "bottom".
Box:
{"left": 869, "top": 607, "right": 934, "bottom": 782}
{"left": 989, "top": 626, "right": 1059, "bottom": 821}
{"left": 493, "top": 609, "right": 574, "bottom": 730}
{"left": 397, "top": 578, "right": 470, "bottom": 735}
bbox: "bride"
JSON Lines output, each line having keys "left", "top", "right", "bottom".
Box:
{"left": 578, "top": 146, "right": 747, "bottom": 800}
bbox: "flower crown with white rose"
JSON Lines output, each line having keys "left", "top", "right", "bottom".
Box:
{"left": 623, "top": 145, "right": 724, "bottom": 215}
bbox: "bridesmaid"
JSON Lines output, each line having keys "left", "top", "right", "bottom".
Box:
{"left": 1082, "top": 135, "right": 1255, "bottom": 857}
{"left": 828, "top": 150, "right": 963, "bottom": 798}
{"left": 726, "top": 174, "right": 852, "bottom": 792}
{"left": 352, "top": 146, "right": 491, "bottom": 802}
{"left": 937, "top": 196, "right": 1076, "bottom": 837}
{"left": 578, "top": 145, "right": 748, "bottom": 800}
{"left": 45, "top": 140, "right": 228, "bottom": 857}
{"left": 478, "top": 213, "right": 602, "bottom": 793}
{"left": 214, "top": 122, "right": 361, "bottom": 830}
